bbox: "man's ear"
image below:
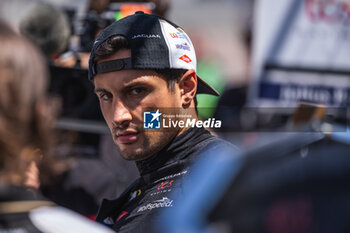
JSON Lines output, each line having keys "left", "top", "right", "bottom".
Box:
{"left": 178, "top": 70, "right": 197, "bottom": 108}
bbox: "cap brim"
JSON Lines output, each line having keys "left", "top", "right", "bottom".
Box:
{"left": 196, "top": 75, "right": 220, "bottom": 96}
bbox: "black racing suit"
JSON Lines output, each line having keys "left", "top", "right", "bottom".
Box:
{"left": 95, "top": 127, "right": 235, "bottom": 232}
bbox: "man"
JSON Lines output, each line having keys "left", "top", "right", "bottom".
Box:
{"left": 88, "top": 11, "right": 234, "bottom": 232}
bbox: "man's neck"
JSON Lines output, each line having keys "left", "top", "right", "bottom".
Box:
{"left": 135, "top": 127, "right": 213, "bottom": 176}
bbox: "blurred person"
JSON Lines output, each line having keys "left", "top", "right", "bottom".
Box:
{"left": 88, "top": 12, "right": 236, "bottom": 232}
{"left": 18, "top": 1, "right": 88, "bottom": 69}
{"left": 0, "top": 20, "right": 114, "bottom": 233}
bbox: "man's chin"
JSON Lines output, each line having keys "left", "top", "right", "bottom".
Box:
{"left": 117, "top": 142, "right": 160, "bottom": 161}
{"left": 120, "top": 150, "right": 144, "bottom": 161}
{"left": 116, "top": 143, "right": 144, "bottom": 161}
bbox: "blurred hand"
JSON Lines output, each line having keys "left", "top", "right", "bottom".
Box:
{"left": 24, "top": 161, "right": 40, "bottom": 189}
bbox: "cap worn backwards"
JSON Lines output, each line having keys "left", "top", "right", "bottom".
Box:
{"left": 88, "top": 11, "right": 219, "bottom": 96}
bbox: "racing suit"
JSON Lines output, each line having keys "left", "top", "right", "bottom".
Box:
{"left": 95, "top": 127, "right": 234, "bottom": 232}
{"left": 0, "top": 185, "right": 113, "bottom": 233}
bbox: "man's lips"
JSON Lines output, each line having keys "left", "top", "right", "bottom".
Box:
{"left": 116, "top": 131, "right": 139, "bottom": 144}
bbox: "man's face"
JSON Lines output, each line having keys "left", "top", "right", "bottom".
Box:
{"left": 94, "top": 49, "right": 182, "bottom": 161}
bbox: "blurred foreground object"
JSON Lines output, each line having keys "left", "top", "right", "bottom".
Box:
{"left": 161, "top": 123, "right": 350, "bottom": 233}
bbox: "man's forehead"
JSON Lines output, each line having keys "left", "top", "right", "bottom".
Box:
{"left": 94, "top": 69, "right": 163, "bottom": 91}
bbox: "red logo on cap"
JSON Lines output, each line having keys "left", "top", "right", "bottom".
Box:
{"left": 179, "top": 55, "right": 192, "bottom": 63}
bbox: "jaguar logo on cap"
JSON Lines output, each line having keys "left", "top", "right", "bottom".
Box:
{"left": 131, "top": 34, "right": 161, "bottom": 39}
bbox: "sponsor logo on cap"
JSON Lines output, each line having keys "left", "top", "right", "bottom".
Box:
{"left": 169, "top": 32, "right": 185, "bottom": 39}
{"left": 175, "top": 43, "right": 191, "bottom": 51}
{"left": 132, "top": 34, "right": 161, "bottom": 39}
{"left": 179, "top": 55, "right": 192, "bottom": 63}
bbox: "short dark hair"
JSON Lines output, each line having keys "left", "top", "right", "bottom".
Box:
{"left": 94, "top": 35, "right": 186, "bottom": 91}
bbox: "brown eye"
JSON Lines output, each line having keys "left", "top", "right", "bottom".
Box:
{"left": 131, "top": 88, "right": 144, "bottom": 95}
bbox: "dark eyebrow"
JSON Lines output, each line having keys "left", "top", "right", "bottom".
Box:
{"left": 94, "top": 88, "right": 110, "bottom": 93}
{"left": 94, "top": 80, "right": 150, "bottom": 94}
{"left": 123, "top": 82, "right": 144, "bottom": 90}
{"left": 122, "top": 80, "right": 150, "bottom": 91}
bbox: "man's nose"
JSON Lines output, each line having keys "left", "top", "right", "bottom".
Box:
{"left": 112, "top": 99, "right": 132, "bottom": 127}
